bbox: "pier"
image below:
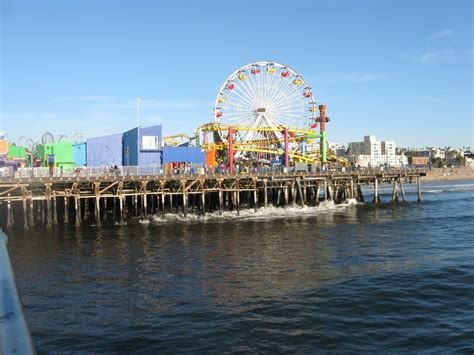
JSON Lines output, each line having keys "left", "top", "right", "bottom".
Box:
{"left": 0, "top": 169, "right": 426, "bottom": 228}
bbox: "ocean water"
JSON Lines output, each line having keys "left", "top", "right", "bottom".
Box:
{"left": 7, "top": 180, "right": 474, "bottom": 352}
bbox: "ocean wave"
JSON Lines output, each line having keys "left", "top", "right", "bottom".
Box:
{"left": 144, "top": 199, "right": 360, "bottom": 224}
{"left": 423, "top": 184, "right": 474, "bottom": 194}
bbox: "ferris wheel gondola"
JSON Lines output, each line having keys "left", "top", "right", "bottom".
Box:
{"left": 213, "top": 61, "right": 317, "bottom": 146}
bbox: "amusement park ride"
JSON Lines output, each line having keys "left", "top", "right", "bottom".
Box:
{"left": 166, "top": 61, "right": 349, "bottom": 170}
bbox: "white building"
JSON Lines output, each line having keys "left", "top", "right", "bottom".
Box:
{"left": 328, "top": 141, "right": 344, "bottom": 151}
{"left": 347, "top": 135, "right": 407, "bottom": 167}
{"left": 430, "top": 148, "right": 446, "bottom": 159}
{"left": 327, "top": 141, "right": 347, "bottom": 157}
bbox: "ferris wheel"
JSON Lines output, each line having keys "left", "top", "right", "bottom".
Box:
{"left": 214, "top": 61, "right": 317, "bottom": 143}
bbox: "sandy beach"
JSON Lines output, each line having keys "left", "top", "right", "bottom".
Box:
{"left": 423, "top": 168, "right": 474, "bottom": 182}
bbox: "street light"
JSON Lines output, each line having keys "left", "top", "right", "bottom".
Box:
{"left": 137, "top": 97, "right": 142, "bottom": 166}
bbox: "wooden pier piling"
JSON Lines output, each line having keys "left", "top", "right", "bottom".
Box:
{"left": 399, "top": 178, "right": 406, "bottom": 202}
{"left": 373, "top": 178, "right": 380, "bottom": 204}
{"left": 0, "top": 169, "right": 426, "bottom": 228}
{"left": 29, "top": 199, "right": 34, "bottom": 226}
{"left": 391, "top": 179, "right": 399, "bottom": 203}
{"left": 417, "top": 177, "right": 422, "bottom": 202}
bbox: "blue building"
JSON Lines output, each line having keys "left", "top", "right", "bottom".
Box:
{"left": 86, "top": 133, "right": 123, "bottom": 167}
{"left": 162, "top": 146, "right": 205, "bottom": 164}
{"left": 122, "top": 125, "right": 162, "bottom": 166}
{"left": 73, "top": 142, "right": 87, "bottom": 166}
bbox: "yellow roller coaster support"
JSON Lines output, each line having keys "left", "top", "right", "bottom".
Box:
{"left": 163, "top": 134, "right": 193, "bottom": 147}
{"left": 198, "top": 123, "right": 315, "bottom": 136}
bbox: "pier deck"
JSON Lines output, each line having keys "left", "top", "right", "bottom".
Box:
{"left": 0, "top": 169, "right": 426, "bottom": 228}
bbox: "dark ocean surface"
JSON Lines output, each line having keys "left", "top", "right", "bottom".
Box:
{"left": 6, "top": 180, "right": 474, "bottom": 352}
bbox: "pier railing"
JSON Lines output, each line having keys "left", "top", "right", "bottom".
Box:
{"left": 0, "top": 230, "right": 35, "bottom": 354}
{"left": 1, "top": 164, "right": 428, "bottom": 180}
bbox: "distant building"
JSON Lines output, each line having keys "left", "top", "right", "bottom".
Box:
{"left": 347, "top": 135, "right": 407, "bottom": 167}
{"left": 35, "top": 141, "right": 75, "bottom": 168}
{"left": 430, "top": 148, "right": 445, "bottom": 160}
{"left": 465, "top": 157, "right": 474, "bottom": 168}
{"left": 162, "top": 146, "right": 205, "bottom": 165}
{"left": 409, "top": 156, "right": 430, "bottom": 165}
{"left": 327, "top": 141, "right": 347, "bottom": 157}
{"left": 86, "top": 133, "right": 123, "bottom": 167}
{"left": 328, "top": 141, "right": 344, "bottom": 151}
{"left": 446, "top": 149, "right": 466, "bottom": 167}
{"left": 122, "top": 125, "right": 162, "bottom": 166}
{"left": 73, "top": 142, "right": 87, "bottom": 166}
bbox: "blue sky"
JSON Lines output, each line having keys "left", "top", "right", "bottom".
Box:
{"left": 1, "top": 0, "right": 472, "bottom": 148}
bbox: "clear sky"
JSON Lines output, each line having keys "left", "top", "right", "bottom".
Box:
{"left": 1, "top": 0, "right": 472, "bottom": 148}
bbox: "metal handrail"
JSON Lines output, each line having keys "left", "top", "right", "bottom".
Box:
{"left": 0, "top": 164, "right": 429, "bottom": 180}
{"left": 0, "top": 229, "right": 35, "bottom": 354}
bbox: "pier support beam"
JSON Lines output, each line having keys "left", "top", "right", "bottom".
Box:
{"left": 160, "top": 181, "right": 165, "bottom": 218}
{"left": 29, "top": 199, "right": 34, "bottom": 226}
{"left": 236, "top": 179, "right": 240, "bottom": 215}
{"left": 302, "top": 181, "right": 307, "bottom": 205}
{"left": 263, "top": 179, "right": 268, "bottom": 208}
{"left": 291, "top": 182, "right": 297, "bottom": 206}
{"left": 218, "top": 190, "right": 223, "bottom": 215}
{"left": 373, "top": 178, "right": 380, "bottom": 204}
{"left": 118, "top": 195, "right": 125, "bottom": 225}
{"left": 181, "top": 180, "right": 188, "bottom": 217}
{"left": 391, "top": 179, "right": 399, "bottom": 203}
{"left": 52, "top": 194, "right": 58, "bottom": 224}
{"left": 41, "top": 200, "right": 45, "bottom": 223}
{"left": 324, "top": 180, "right": 328, "bottom": 201}
{"left": 93, "top": 182, "right": 101, "bottom": 226}
{"left": 84, "top": 199, "right": 90, "bottom": 221}
{"left": 201, "top": 192, "right": 206, "bottom": 216}
{"left": 417, "top": 177, "right": 422, "bottom": 202}
{"left": 134, "top": 194, "right": 138, "bottom": 216}
{"left": 296, "top": 179, "right": 304, "bottom": 207}
{"left": 327, "top": 183, "right": 334, "bottom": 202}
{"left": 103, "top": 197, "right": 107, "bottom": 220}
{"left": 399, "top": 178, "right": 406, "bottom": 202}
{"left": 95, "top": 196, "right": 101, "bottom": 226}
{"left": 46, "top": 185, "right": 52, "bottom": 227}
{"left": 141, "top": 181, "right": 148, "bottom": 218}
{"left": 64, "top": 196, "right": 69, "bottom": 223}
{"left": 23, "top": 199, "right": 28, "bottom": 229}
{"left": 253, "top": 179, "right": 258, "bottom": 212}
{"left": 357, "top": 184, "right": 364, "bottom": 202}
{"left": 74, "top": 196, "right": 81, "bottom": 227}
{"left": 119, "top": 182, "right": 126, "bottom": 224}
{"left": 7, "top": 195, "right": 13, "bottom": 227}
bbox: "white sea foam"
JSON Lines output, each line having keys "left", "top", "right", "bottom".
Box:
{"left": 423, "top": 183, "right": 474, "bottom": 194}
{"left": 146, "top": 198, "right": 360, "bottom": 224}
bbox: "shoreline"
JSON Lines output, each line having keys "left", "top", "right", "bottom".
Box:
{"left": 422, "top": 168, "right": 474, "bottom": 182}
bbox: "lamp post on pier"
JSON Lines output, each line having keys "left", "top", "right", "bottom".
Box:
{"left": 137, "top": 97, "right": 142, "bottom": 166}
